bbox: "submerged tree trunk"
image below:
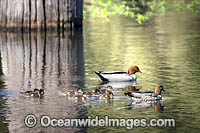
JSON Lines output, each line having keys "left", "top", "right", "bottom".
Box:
{"left": 0, "top": 0, "right": 83, "bottom": 31}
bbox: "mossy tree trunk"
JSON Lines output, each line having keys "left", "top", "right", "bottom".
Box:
{"left": 0, "top": 0, "right": 83, "bottom": 31}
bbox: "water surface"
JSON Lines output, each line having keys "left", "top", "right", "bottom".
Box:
{"left": 0, "top": 11, "right": 200, "bottom": 132}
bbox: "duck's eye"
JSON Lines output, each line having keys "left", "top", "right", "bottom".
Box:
{"left": 40, "top": 91, "right": 45, "bottom": 95}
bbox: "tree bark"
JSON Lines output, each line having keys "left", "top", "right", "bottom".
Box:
{"left": 0, "top": 0, "right": 83, "bottom": 31}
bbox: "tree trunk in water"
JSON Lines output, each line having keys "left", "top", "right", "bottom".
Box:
{"left": 0, "top": 0, "right": 83, "bottom": 31}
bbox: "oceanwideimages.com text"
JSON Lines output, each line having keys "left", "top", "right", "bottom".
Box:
{"left": 25, "top": 114, "right": 175, "bottom": 129}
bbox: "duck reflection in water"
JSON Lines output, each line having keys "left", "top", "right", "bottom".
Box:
{"left": 125, "top": 100, "right": 164, "bottom": 113}
{"left": 100, "top": 81, "right": 137, "bottom": 90}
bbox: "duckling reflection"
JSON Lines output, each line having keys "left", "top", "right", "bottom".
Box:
{"left": 126, "top": 100, "right": 164, "bottom": 113}
{"left": 20, "top": 89, "right": 45, "bottom": 99}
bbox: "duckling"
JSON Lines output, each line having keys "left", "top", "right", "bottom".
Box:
{"left": 99, "top": 90, "right": 114, "bottom": 100}
{"left": 20, "top": 89, "right": 45, "bottom": 98}
{"left": 20, "top": 89, "right": 38, "bottom": 97}
{"left": 73, "top": 92, "right": 89, "bottom": 101}
{"left": 35, "top": 89, "right": 45, "bottom": 98}
{"left": 64, "top": 87, "right": 83, "bottom": 96}
{"left": 124, "top": 85, "right": 165, "bottom": 101}
{"left": 95, "top": 65, "right": 142, "bottom": 82}
{"left": 83, "top": 90, "right": 99, "bottom": 97}
{"left": 95, "top": 85, "right": 113, "bottom": 95}
{"left": 127, "top": 86, "right": 140, "bottom": 92}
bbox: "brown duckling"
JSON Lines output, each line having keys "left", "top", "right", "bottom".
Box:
{"left": 83, "top": 90, "right": 100, "bottom": 97}
{"left": 99, "top": 90, "right": 114, "bottom": 100}
{"left": 64, "top": 87, "right": 83, "bottom": 96}
{"left": 95, "top": 85, "right": 113, "bottom": 95}
{"left": 20, "top": 89, "right": 45, "bottom": 98}
{"left": 73, "top": 92, "right": 89, "bottom": 101}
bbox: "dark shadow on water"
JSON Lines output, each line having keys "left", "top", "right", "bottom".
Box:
{"left": 0, "top": 30, "right": 85, "bottom": 89}
{"left": 0, "top": 30, "right": 86, "bottom": 132}
{"left": 0, "top": 51, "right": 9, "bottom": 133}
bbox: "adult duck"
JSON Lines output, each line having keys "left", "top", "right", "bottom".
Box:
{"left": 95, "top": 65, "right": 142, "bottom": 82}
{"left": 124, "top": 85, "right": 165, "bottom": 101}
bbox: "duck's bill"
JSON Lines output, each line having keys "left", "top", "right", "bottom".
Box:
{"left": 160, "top": 85, "right": 165, "bottom": 91}
{"left": 139, "top": 70, "right": 142, "bottom": 73}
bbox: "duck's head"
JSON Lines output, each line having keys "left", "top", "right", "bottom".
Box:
{"left": 95, "top": 88, "right": 101, "bottom": 94}
{"left": 128, "top": 65, "right": 142, "bottom": 75}
{"left": 39, "top": 89, "right": 45, "bottom": 96}
{"left": 74, "top": 92, "right": 88, "bottom": 101}
{"left": 106, "top": 85, "right": 113, "bottom": 91}
{"left": 32, "top": 89, "right": 44, "bottom": 98}
{"left": 82, "top": 92, "right": 89, "bottom": 99}
{"left": 33, "top": 88, "right": 39, "bottom": 92}
{"left": 155, "top": 85, "right": 165, "bottom": 95}
{"left": 105, "top": 90, "right": 114, "bottom": 99}
{"left": 100, "top": 92, "right": 114, "bottom": 99}
{"left": 36, "top": 89, "right": 45, "bottom": 98}
{"left": 76, "top": 87, "right": 83, "bottom": 93}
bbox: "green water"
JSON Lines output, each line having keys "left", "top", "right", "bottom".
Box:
{"left": 0, "top": 11, "right": 200, "bottom": 132}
